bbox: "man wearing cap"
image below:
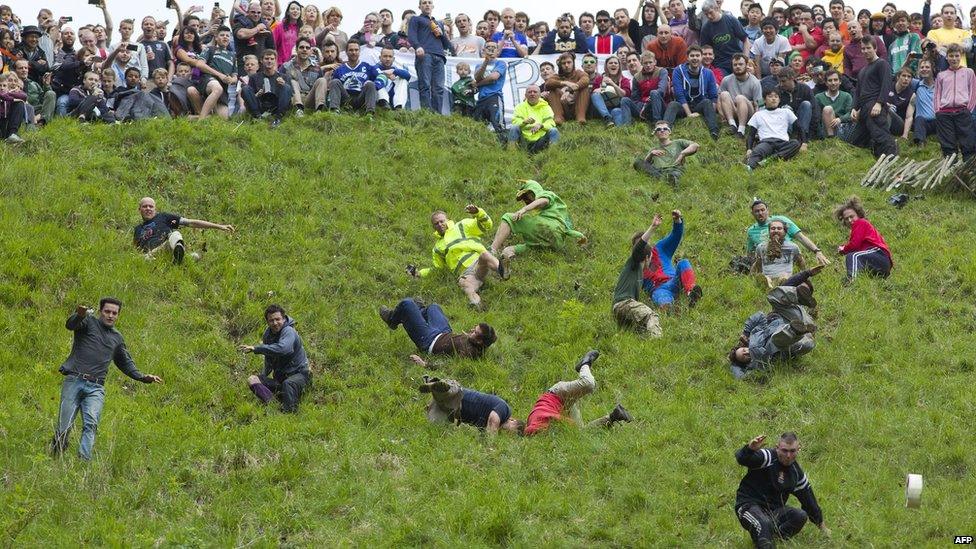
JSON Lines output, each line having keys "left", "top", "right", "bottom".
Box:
{"left": 407, "top": 205, "right": 503, "bottom": 308}
{"left": 488, "top": 179, "right": 587, "bottom": 275}
{"left": 51, "top": 299, "right": 163, "bottom": 461}
{"left": 415, "top": 375, "right": 521, "bottom": 435}
{"left": 745, "top": 198, "right": 830, "bottom": 264}
{"left": 523, "top": 350, "right": 632, "bottom": 436}
{"left": 633, "top": 120, "right": 700, "bottom": 184}
{"left": 16, "top": 26, "right": 49, "bottom": 82}
{"left": 379, "top": 297, "right": 498, "bottom": 358}
{"left": 734, "top": 432, "right": 830, "bottom": 547}
{"left": 759, "top": 55, "right": 785, "bottom": 95}
{"left": 133, "top": 197, "right": 235, "bottom": 264}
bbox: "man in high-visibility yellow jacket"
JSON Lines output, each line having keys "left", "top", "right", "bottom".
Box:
{"left": 407, "top": 204, "right": 504, "bottom": 308}
{"left": 507, "top": 84, "right": 560, "bottom": 154}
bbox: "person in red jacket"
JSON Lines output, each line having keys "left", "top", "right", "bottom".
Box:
{"left": 834, "top": 196, "right": 892, "bottom": 280}
{"left": 523, "top": 350, "right": 632, "bottom": 436}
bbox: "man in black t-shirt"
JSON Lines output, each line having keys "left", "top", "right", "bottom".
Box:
{"left": 133, "top": 197, "right": 235, "bottom": 264}
{"left": 232, "top": 1, "right": 275, "bottom": 73}
{"left": 734, "top": 432, "right": 831, "bottom": 548}
{"left": 418, "top": 376, "right": 521, "bottom": 435}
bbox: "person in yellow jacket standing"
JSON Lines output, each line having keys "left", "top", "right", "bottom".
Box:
{"left": 506, "top": 84, "right": 560, "bottom": 154}
{"left": 407, "top": 204, "right": 505, "bottom": 308}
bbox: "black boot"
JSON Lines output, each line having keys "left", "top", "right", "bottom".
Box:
{"left": 608, "top": 404, "right": 632, "bottom": 424}
{"left": 378, "top": 306, "right": 397, "bottom": 329}
{"left": 575, "top": 349, "right": 600, "bottom": 372}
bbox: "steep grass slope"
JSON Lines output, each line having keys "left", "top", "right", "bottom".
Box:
{"left": 1, "top": 112, "right": 974, "bottom": 546}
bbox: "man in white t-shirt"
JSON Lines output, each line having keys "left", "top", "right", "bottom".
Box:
{"left": 744, "top": 88, "right": 801, "bottom": 170}
{"left": 750, "top": 18, "right": 792, "bottom": 76}
{"left": 451, "top": 13, "right": 485, "bottom": 58}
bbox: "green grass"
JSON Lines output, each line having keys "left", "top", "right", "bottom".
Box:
{"left": 1, "top": 112, "right": 974, "bottom": 546}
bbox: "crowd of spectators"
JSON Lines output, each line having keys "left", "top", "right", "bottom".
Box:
{"left": 0, "top": 0, "right": 973, "bottom": 161}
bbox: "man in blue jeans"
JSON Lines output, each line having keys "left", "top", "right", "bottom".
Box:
{"left": 407, "top": 0, "right": 454, "bottom": 113}
{"left": 379, "top": 298, "right": 496, "bottom": 358}
{"left": 51, "top": 299, "right": 162, "bottom": 461}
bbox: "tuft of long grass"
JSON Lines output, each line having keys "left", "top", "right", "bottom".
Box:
{"left": 1, "top": 112, "right": 973, "bottom": 546}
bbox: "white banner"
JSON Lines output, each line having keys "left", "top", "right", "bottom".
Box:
{"left": 388, "top": 51, "right": 619, "bottom": 122}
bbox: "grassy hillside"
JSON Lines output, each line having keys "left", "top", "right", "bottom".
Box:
{"left": 1, "top": 112, "right": 974, "bottom": 547}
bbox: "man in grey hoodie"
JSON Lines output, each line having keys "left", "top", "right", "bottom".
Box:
{"left": 51, "top": 298, "right": 162, "bottom": 461}
{"left": 240, "top": 304, "right": 310, "bottom": 412}
{"left": 728, "top": 273, "right": 818, "bottom": 379}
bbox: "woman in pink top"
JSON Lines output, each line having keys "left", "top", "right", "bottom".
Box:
{"left": 273, "top": 1, "right": 303, "bottom": 67}
{"left": 834, "top": 196, "right": 892, "bottom": 280}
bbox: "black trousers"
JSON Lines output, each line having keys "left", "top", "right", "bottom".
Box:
{"left": 848, "top": 109, "right": 898, "bottom": 158}
{"left": 472, "top": 94, "right": 504, "bottom": 133}
{"left": 259, "top": 371, "right": 310, "bottom": 413}
{"left": 737, "top": 504, "right": 808, "bottom": 548}
{"left": 0, "top": 103, "right": 25, "bottom": 138}
{"left": 935, "top": 111, "right": 976, "bottom": 161}
{"left": 746, "top": 138, "right": 801, "bottom": 169}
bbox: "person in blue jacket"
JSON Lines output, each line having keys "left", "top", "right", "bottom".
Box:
{"left": 241, "top": 304, "right": 311, "bottom": 412}
{"left": 374, "top": 46, "right": 411, "bottom": 107}
{"left": 663, "top": 44, "right": 721, "bottom": 139}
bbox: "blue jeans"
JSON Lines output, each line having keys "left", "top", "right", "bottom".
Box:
{"left": 794, "top": 100, "right": 812, "bottom": 142}
{"left": 590, "top": 91, "right": 624, "bottom": 125}
{"left": 507, "top": 127, "right": 560, "bottom": 153}
{"left": 54, "top": 376, "right": 105, "bottom": 460}
{"left": 391, "top": 299, "right": 452, "bottom": 351}
{"left": 56, "top": 94, "right": 71, "bottom": 116}
{"left": 621, "top": 91, "right": 664, "bottom": 125}
{"left": 415, "top": 53, "right": 446, "bottom": 113}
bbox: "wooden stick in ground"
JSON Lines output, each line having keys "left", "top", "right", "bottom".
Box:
{"left": 861, "top": 154, "right": 888, "bottom": 186}
{"left": 885, "top": 159, "right": 914, "bottom": 191}
{"left": 870, "top": 155, "right": 897, "bottom": 188}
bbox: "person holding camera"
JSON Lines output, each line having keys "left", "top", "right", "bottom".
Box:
{"left": 51, "top": 299, "right": 163, "bottom": 461}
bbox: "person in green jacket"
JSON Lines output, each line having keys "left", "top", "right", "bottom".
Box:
{"left": 507, "top": 84, "right": 560, "bottom": 153}
{"left": 488, "top": 179, "right": 587, "bottom": 278}
{"left": 816, "top": 70, "right": 853, "bottom": 139}
{"left": 15, "top": 58, "right": 55, "bottom": 125}
{"left": 408, "top": 204, "right": 504, "bottom": 308}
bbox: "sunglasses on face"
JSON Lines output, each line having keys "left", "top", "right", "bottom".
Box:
{"left": 582, "top": 59, "right": 596, "bottom": 65}
{"left": 654, "top": 127, "right": 670, "bottom": 132}
{"left": 298, "top": 45, "right": 311, "bottom": 49}
{"left": 597, "top": 18, "right": 611, "bottom": 22}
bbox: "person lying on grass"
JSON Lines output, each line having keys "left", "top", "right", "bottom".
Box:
{"left": 488, "top": 179, "right": 587, "bottom": 279}
{"left": 133, "top": 196, "right": 234, "bottom": 264}
{"left": 413, "top": 373, "right": 522, "bottom": 435}
{"left": 727, "top": 271, "right": 819, "bottom": 379}
{"left": 379, "top": 297, "right": 496, "bottom": 359}
{"left": 522, "top": 350, "right": 632, "bottom": 436}
{"left": 406, "top": 204, "right": 504, "bottom": 309}
{"left": 640, "top": 209, "right": 703, "bottom": 311}
{"left": 240, "top": 304, "right": 311, "bottom": 413}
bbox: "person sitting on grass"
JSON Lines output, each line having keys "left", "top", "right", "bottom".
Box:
{"left": 51, "top": 299, "right": 163, "bottom": 461}
{"left": 407, "top": 205, "right": 503, "bottom": 308}
{"left": 379, "top": 297, "right": 497, "bottom": 358}
{"left": 815, "top": 69, "right": 853, "bottom": 139}
{"left": 734, "top": 432, "right": 830, "bottom": 548}
{"left": 240, "top": 48, "right": 294, "bottom": 127}
{"left": 507, "top": 84, "right": 559, "bottom": 154}
{"left": 133, "top": 196, "right": 235, "bottom": 264}
{"left": 633, "top": 120, "right": 700, "bottom": 184}
{"left": 641, "top": 209, "right": 704, "bottom": 311}
{"left": 414, "top": 375, "right": 521, "bottom": 435}
{"left": 543, "top": 52, "right": 590, "bottom": 125}
{"left": 240, "top": 304, "right": 311, "bottom": 413}
{"left": 834, "top": 196, "right": 892, "bottom": 280}
{"left": 745, "top": 198, "right": 831, "bottom": 265}
{"left": 325, "top": 39, "right": 379, "bottom": 115}
{"left": 0, "top": 73, "right": 27, "bottom": 144}
{"left": 488, "top": 179, "right": 587, "bottom": 278}
{"left": 727, "top": 274, "right": 818, "bottom": 379}
{"left": 744, "top": 88, "right": 801, "bottom": 170}
{"left": 752, "top": 218, "right": 812, "bottom": 288}
{"left": 611, "top": 213, "right": 664, "bottom": 337}
{"left": 522, "top": 350, "right": 632, "bottom": 436}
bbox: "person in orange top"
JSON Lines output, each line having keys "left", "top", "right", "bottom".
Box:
{"left": 645, "top": 24, "right": 688, "bottom": 70}
{"left": 544, "top": 51, "right": 590, "bottom": 124}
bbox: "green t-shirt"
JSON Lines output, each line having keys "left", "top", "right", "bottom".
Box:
{"left": 204, "top": 47, "right": 236, "bottom": 76}
{"left": 746, "top": 215, "right": 801, "bottom": 253}
{"left": 450, "top": 76, "right": 476, "bottom": 108}
{"left": 613, "top": 239, "right": 648, "bottom": 304}
{"left": 651, "top": 139, "right": 693, "bottom": 170}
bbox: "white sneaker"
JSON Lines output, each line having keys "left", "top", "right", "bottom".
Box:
{"left": 295, "top": 108, "right": 305, "bottom": 118}
{"left": 5, "top": 134, "right": 24, "bottom": 144}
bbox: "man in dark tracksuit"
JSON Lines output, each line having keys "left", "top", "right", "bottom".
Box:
{"left": 848, "top": 36, "right": 898, "bottom": 157}
{"left": 734, "top": 432, "right": 830, "bottom": 548}
{"left": 418, "top": 377, "right": 521, "bottom": 435}
{"left": 242, "top": 304, "right": 310, "bottom": 412}
{"left": 52, "top": 299, "right": 163, "bottom": 460}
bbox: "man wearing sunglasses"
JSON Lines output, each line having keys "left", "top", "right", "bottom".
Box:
{"left": 232, "top": 0, "right": 274, "bottom": 73}
{"left": 281, "top": 37, "right": 328, "bottom": 114}
{"left": 587, "top": 10, "right": 626, "bottom": 54}
{"left": 633, "top": 120, "right": 699, "bottom": 184}
{"left": 734, "top": 432, "right": 831, "bottom": 548}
